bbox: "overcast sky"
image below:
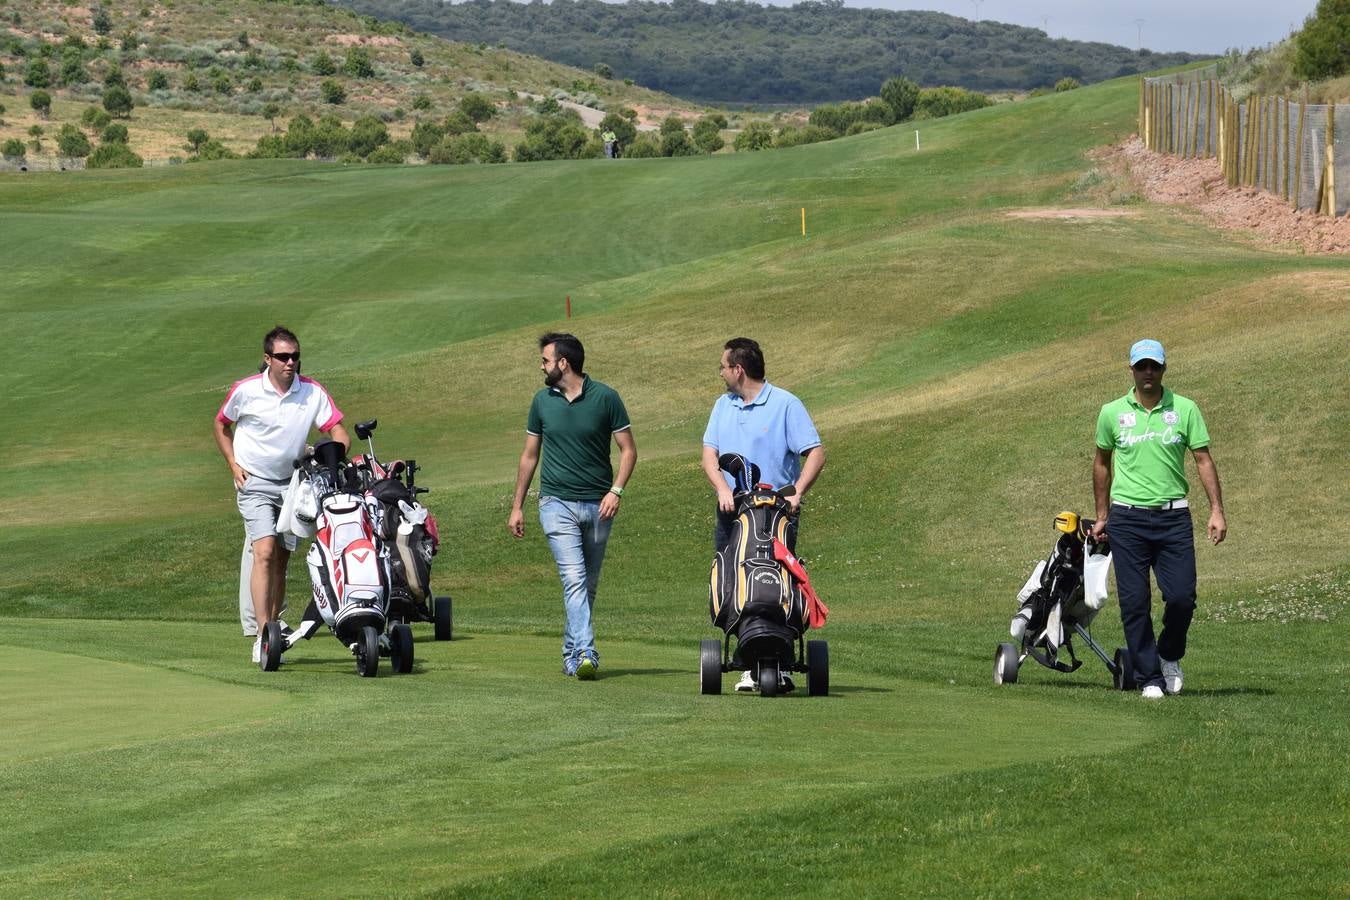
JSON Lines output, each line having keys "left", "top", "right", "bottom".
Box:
{"left": 756, "top": 1, "right": 1318, "bottom": 54}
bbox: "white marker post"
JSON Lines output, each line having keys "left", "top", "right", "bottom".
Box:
{"left": 915, "top": 130, "right": 921, "bottom": 151}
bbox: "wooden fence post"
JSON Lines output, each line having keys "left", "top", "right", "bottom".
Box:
{"left": 1208, "top": 80, "right": 1216, "bottom": 157}
{"left": 1326, "top": 101, "right": 1337, "bottom": 215}
{"left": 1191, "top": 81, "right": 1202, "bottom": 157}
{"left": 1294, "top": 85, "right": 1307, "bottom": 209}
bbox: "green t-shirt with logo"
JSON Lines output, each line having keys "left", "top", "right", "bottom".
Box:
{"left": 1096, "top": 387, "right": 1210, "bottom": 506}
{"left": 527, "top": 376, "right": 631, "bottom": 501}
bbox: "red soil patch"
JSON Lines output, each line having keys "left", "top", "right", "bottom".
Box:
{"left": 1107, "top": 137, "right": 1350, "bottom": 254}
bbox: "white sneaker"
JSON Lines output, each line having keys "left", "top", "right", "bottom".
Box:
{"left": 1161, "top": 659, "right": 1184, "bottom": 695}
{"left": 735, "top": 671, "right": 756, "bottom": 692}
{"left": 1141, "top": 685, "right": 1165, "bottom": 699}
{"left": 252, "top": 639, "right": 261, "bottom": 664}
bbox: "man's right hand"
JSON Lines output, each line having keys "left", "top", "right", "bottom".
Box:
{"left": 231, "top": 463, "right": 249, "bottom": 490}
{"left": 716, "top": 485, "right": 735, "bottom": 514}
{"left": 1089, "top": 515, "right": 1108, "bottom": 541}
{"left": 508, "top": 507, "right": 525, "bottom": 538}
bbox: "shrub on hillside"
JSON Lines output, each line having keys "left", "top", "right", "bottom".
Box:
{"left": 321, "top": 79, "right": 346, "bottom": 105}
{"left": 57, "top": 123, "right": 92, "bottom": 157}
{"left": 2, "top": 138, "right": 25, "bottom": 158}
{"left": 348, "top": 115, "right": 390, "bottom": 157}
{"left": 92, "top": 7, "right": 113, "bottom": 36}
{"left": 310, "top": 52, "right": 337, "bottom": 76}
{"left": 185, "top": 128, "right": 210, "bottom": 154}
{"left": 410, "top": 48, "right": 424, "bottom": 68}
{"left": 733, "top": 121, "right": 775, "bottom": 151}
{"left": 514, "top": 111, "right": 597, "bottom": 161}
{"left": 189, "top": 140, "right": 239, "bottom": 161}
{"left": 594, "top": 62, "right": 613, "bottom": 79}
{"left": 1055, "top": 77, "right": 1082, "bottom": 92}
{"left": 880, "top": 76, "right": 920, "bottom": 122}
{"left": 659, "top": 114, "right": 686, "bottom": 137}
{"left": 343, "top": 48, "right": 375, "bottom": 78}
{"left": 87, "top": 142, "right": 143, "bottom": 168}
{"left": 692, "top": 116, "right": 724, "bottom": 154}
{"left": 1295, "top": 0, "right": 1350, "bottom": 80}
{"left": 30, "top": 90, "right": 51, "bottom": 118}
{"left": 101, "top": 123, "right": 129, "bottom": 144}
{"left": 443, "top": 111, "right": 477, "bottom": 135}
{"left": 146, "top": 69, "right": 169, "bottom": 91}
{"left": 913, "top": 86, "right": 992, "bottom": 119}
{"left": 845, "top": 120, "right": 884, "bottom": 136}
{"left": 310, "top": 114, "right": 350, "bottom": 158}
{"left": 60, "top": 48, "right": 87, "bottom": 86}
{"left": 459, "top": 92, "right": 495, "bottom": 122}
{"left": 411, "top": 119, "right": 446, "bottom": 157}
{"left": 411, "top": 94, "right": 433, "bottom": 112}
{"left": 621, "top": 135, "right": 661, "bottom": 158}
{"left": 428, "top": 132, "right": 506, "bottom": 164}
{"left": 25, "top": 58, "right": 51, "bottom": 88}
{"left": 595, "top": 111, "right": 637, "bottom": 148}
{"left": 776, "top": 124, "right": 838, "bottom": 147}
{"left": 367, "top": 141, "right": 410, "bottom": 164}
{"left": 661, "top": 129, "right": 699, "bottom": 156}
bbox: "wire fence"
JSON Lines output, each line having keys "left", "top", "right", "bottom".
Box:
{"left": 1140, "top": 69, "right": 1348, "bottom": 216}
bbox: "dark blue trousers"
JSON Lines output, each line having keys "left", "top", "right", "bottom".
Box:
{"left": 1108, "top": 505, "right": 1197, "bottom": 689}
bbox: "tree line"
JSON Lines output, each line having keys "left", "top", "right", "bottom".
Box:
{"left": 333, "top": 0, "right": 1197, "bottom": 103}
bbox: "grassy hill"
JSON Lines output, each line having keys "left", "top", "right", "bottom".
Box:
{"left": 337, "top": 0, "right": 1199, "bottom": 102}
{"left": 1, "top": 74, "right": 1348, "bottom": 894}
{"left": 0, "top": 0, "right": 705, "bottom": 165}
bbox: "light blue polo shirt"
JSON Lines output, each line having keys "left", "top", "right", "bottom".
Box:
{"left": 702, "top": 383, "right": 821, "bottom": 491}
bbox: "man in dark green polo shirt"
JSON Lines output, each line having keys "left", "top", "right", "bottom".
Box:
{"left": 509, "top": 332, "right": 637, "bottom": 680}
{"left": 1090, "top": 339, "right": 1226, "bottom": 699}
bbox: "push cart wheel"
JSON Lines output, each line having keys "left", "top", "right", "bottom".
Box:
{"left": 699, "top": 639, "right": 722, "bottom": 695}
{"left": 807, "top": 640, "right": 830, "bottom": 696}
{"left": 1113, "top": 647, "right": 1136, "bottom": 691}
{"left": 433, "top": 595, "right": 453, "bottom": 641}
{"left": 993, "top": 642, "right": 1019, "bottom": 685}
{"left": 356, "top": 625, "right": 381, "bottom": 678}
{"left": 390, "top": 623, "right": 415, "bottom": 674}
{"left": 260, "top": 620, "right": 285, "bottom": 672}
{"left": 758, "top": 662, "right": 778, "bottom": 698}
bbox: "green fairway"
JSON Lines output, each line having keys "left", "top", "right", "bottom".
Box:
{"left": 1, "top": 74, "right": 1348, "bottom": 895}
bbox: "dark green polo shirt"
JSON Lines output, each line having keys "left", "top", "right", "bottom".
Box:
{"left": 1096, "top": 387, "right": 1210, "bottom": 506}
{"left": 526, "top": 376, "right": 631, "bottom": 501}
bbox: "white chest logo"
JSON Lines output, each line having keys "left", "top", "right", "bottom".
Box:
{"left": 1118, "top": 412, "right": 1137, "bottom": 428}
{"left": 1163, "top": 410, "right": 1179, "bottom": 425}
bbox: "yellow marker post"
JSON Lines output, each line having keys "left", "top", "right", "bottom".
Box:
{"left": 801, "top": 207, "right": 806, "bottom": 237}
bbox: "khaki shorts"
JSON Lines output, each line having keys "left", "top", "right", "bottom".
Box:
{"left": 236, "top": 475, "right": 298, "bottom": 552}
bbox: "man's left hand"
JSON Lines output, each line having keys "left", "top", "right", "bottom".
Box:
{"left": 1208, "top": 510, "right": 1227, "bottom": 545}
{"left": 787, "top": 492, "right": 802, "bottom": 513}
{"left": 599, "top": 491, "right": 621, "bottom": 521}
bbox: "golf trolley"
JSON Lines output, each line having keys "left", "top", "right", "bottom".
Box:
{"left": 259, "top": 421, "right": 450, "bottom": 676}
{"left": 700, "top": 453, "right": 829, "bottom": 698}
{"left": 993, "top": 511, "right": 1136, "bottom": 691}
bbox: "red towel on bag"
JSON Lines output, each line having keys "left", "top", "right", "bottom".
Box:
{"left": 772, "top": 539, "right": 829, "bottom": 629}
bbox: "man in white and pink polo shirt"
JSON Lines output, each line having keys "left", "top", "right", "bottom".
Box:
{"left": 213, "top": 326, "right": 349, "bottom": 665}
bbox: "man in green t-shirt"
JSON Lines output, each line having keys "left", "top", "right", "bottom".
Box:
{"left": 509, "top": 332, "right": 637, "bottom": 680}
{"left": 1090, "top": 339, "right": 1226, "bottom": 699}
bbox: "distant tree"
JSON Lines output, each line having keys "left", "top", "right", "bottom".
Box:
{"left": 101, "top": 123, "right": 129, "bottom": 144}
{"left": 1295, "top": 0, "right": 1350, "bottom": 80}
{"left": 146, "top": 69, "right": 169, "bottom": 91}
{"left": 514, "top": 111, "right": 595, "bottom": 161}
{"left": 183, "top": 72, "right": 200, "bottom": 92}
{"left": 412, "top": 119, "right": 446, "bottom": 156}
{"left": 103, "top": 85, "right": 134, "bottom": 118}
{"left": 92, "top": 7, "right": 113, "bottom": 36}
{"left": 213, "top": 75, "right": 233, "bottom": 95}
{"left": 443, "top": 111, "right": 477, "bottom": 135}
{"left": 24, "top": 58, "right": 51, "bottom": 89}
{"left": 1054, "top": 77, "right": 1081, "bottom": 91}
{"left": 458, "top": 92, "right": 495, "bottom": 122}
{"left": 186, "top": 128, "right": 210, "bottom": 154}
{"left": 733, "top": 121, "right": 775, "bottom": 151}
{"left": 343, "top": 48, "right": 375, "bottom": 78}
{"left": 310, "top": 115, "right": 350, "bottom": 158}
{"left": 623, "top": 135, "right": 662, "bottom": 158}
{"left": 659, "top": 114, "right": 686, "bottom": 137}
{"left": 30, "top": 90, "right": 52, "bottom": 118}
{"left": 60, "top": 48, "right": 87, "bottom": 85}
{"left": 28, "top": 124, "right": 44, "bottom": 152}
{"left": 311, "top": 52, "right": 337, "bottom": 76}
{"left": 120, "top": 30, "right": 138, "bottom": 52}
{"left": 691, "top": 115, "right": 724, "bottom": 154}
{"left": 87, "top": 143, "right": 144, "bottom": 168}
{"left": 262, "top": 102, "right": 281, "bottom": 131}
{"left": 411, "top": 94, "right": 433, "bottom": 111}
{"left": 1, "top": 138, "right": 25, "bottom": 158}
{"left": 57, "top": 123, "right": 92, "bottom": 158}
{"left": 282, "top": 114, "right": 315, "bottom": 157}
{"left": 535, "top": 96, "right": 560, "bottom": 114}
{"left": 104, "top": 65, "right": 126, "bottom": 89}
{"left": 247, "top": 77, "right": 264, "bottom": 93}
{"left": 913, "top": 85, "right": 992, "bottom": 119}
{"left": 620, "top": 107, "right": 638, "bottom": 121}
{"left": 410, "top": 48, "right": 424, "bottom": 67}
{"left": 367, "top": 143, "right": 408, "bottom": 164}
{"left": 192, "top": 139, "right": 239, "bottom": 161}
{"left": 880, "top": 76, "right": 920, "bottom": 122}
{"left": 594, "top": 62, "right": 613, "bottom": 79}
{"left": 320, "top": 79, "right": 346, "bottom": 105}
{"left": 661, "top": 129, "right": 698, "bottom": 157}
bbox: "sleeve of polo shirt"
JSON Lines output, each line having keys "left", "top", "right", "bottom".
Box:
{"left": 312, "top": 383, "right": 343, "bottom": 433}
{"left": 1095, "top": 405, "right": 1116, "bottom": 450}
{"left": 785, "top": 398, "right": 822, "bottom": 454}
{"left": 1186, "top": 404, "right": 1211, "bottom": 450}
{"left": 216, "top": 379, "right": 246, "bottom": 425}
{"left": 526, "top": 392, "right": 543, "bottom": 436}
{"left": 701, "top": 398, "right": 721, "bottom": 449}
{"left": 608, "top": 389, "right": 632, "bottom": 433}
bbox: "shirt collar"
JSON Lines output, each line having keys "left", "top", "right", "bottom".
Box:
{"left": 1125, "top": 386, "right": 1173, "bottom": 411}
{"left": 265, "top": 374, "right": 301, "bottom": 397}
{"left": 730, "top": 382, "right": 771, "bottom": 409}
{"left": 548, "top": 374, "right": 589, "bottom": 401}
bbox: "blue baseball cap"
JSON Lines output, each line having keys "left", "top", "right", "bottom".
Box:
{"left": 1129, "top": 339, "right": 1165, "bottom": 366}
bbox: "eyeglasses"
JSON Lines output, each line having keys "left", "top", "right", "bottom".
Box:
{"left": 269, "top": 352, "right": 300, "bottom": 363}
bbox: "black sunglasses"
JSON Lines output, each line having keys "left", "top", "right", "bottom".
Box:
{"left": 269, "top": 352, "right": 300, "bottom": 363}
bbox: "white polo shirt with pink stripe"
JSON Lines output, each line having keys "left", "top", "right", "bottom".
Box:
{"left": 217, "top": 374, "right": 343, "bottom": 481}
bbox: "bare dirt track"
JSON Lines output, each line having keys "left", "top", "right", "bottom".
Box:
{"left": 1106, "top": 137, "right": 1350, "bottom": 254}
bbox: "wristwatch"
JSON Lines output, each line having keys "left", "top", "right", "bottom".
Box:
{"left": 608, "top": 485, "right": 624, "bottom": 497}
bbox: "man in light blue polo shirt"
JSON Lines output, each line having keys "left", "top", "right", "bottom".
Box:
{"left": 702, "top": 337, "right": 824, "bottom": 691}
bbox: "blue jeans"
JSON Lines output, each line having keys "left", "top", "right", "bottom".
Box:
{"left": 539, "top": 496, "right": 613, "bottom": 667}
